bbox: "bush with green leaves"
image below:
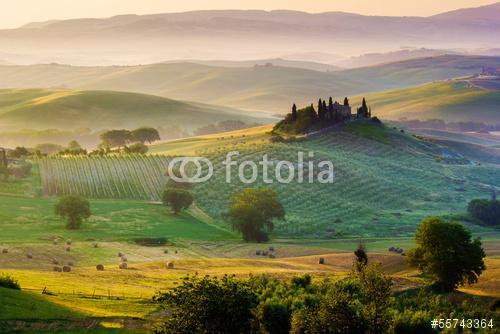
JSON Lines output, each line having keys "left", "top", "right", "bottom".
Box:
{"left": 0, "top": 274, "right": 20, "bottom": 290}
{"left": 153, "top": 275, "right": 258, "bottom": 334}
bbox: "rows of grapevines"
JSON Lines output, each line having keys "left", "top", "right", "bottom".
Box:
{"left": 38, "top": 155, "right": 170, "bottom": 200}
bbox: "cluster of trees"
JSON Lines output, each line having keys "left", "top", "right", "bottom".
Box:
{"left": 0, "top": 147, "right": 33, "bottom": 180}
{"left": 99, "top": 127, "right": 160, "bottom": 149}
{"left": 467, "top": 198, "right": 500, "bottom": 226}
{"left": 274, "top": 97, "right": 371, "bottom": 134}
{"left": 153, "top": 217, "right": 488, "bottom": 334}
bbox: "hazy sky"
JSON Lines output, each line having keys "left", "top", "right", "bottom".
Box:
{"left": 0, "top": 0, "right": 497, "bottom": 29}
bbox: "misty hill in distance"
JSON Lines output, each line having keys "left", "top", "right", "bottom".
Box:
{"left": 0, "top": 3, "right": 498, "bottom": 65}
{"left": 0, "top": 55, "right": 498, "bottom": 116}
{"left": 0, "top": 89, "right": 269, "bottom": 132}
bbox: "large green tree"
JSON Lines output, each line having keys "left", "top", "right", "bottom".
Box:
{"left": 161, "top": 188, "right": 193, "bottom": 214}
{"left": 467, "top": 198, "right": 500, "bottom": 226}
{"left": 100, "top": 129, "right": 133, "bottom": 148}
{"left": 132, "top": 127, "right": 160, "bottom": 144}
{"left": 154, "top": 275, "right": 258, "bottom": 334}
{"left": 407, "top": 217, "right": 486, "bottom": 292}
{"left": 228, "top": 188, "right": 285, "bottom": 242}
{"left": 54, "top": 195, "right": 91, "bottom": 229}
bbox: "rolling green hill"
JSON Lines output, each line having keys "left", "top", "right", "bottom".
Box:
{"left": 38, "top": 120, "right": 500, "bottom": 238}
{"left": 0, "top": 89, "right": 271, "bottom": 132}
{"left": 0, "top": 55, "right": 498, "bottom": 114}
{"left": 349, "top": 80, "right": 500, "bottom": 124}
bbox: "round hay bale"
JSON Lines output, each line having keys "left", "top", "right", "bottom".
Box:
{"left": 93, "top": 243, "right": 98, "bottom": 248}
{"left": 53, "top": 266, "right": 62, "bottom": 272}
{"left": 269, "top": 246, "right": 274, "bottom": 252}
{"left": 52, "top": 259, "right": 59, "bottom": 265}
{"left": 119, "top": 262, "right": 128, "bottom": 269}
{"left": 269, "top": 254, "right": 276, "bottom": 258}
{"left": 67, "top": 261, "right": 74, "bottom": 266}
{"left": 121, "top": 257, "right": 127, "bottom": 262}
{"left": 66, "top": 240, "right": 72, "bottom": 245}
{"left": 262, "top": 251, "right": 269, "bottom": 256}
{"left": 2, "top": 248, "right": 8, "bottom": 254}
{"left": 62, "top": 266, "right": 71, "bottom": 272}
{"left": 318, "top": 257, "right": 325, "bottom": 265}
{"left": 53, "top": 241, "right": 58, "bottom": 245}
{"left": 255, "top": 250, "right": 261, "bottom": 255}
{"left": 118, "top": 252, "right": 123, "bottom": 257}
{"left": 26, "top": 253, "right": 33, "bottom": 259}
{"left": 96, "top": 264, "right": 104, "bottom": 271}
{"left": 163, "top": 249, "right": 168, "bottom": 254}
{"left": 166, "top": 262, "right": 174, "bottom": 269}
{"left": 66, "top": 247, "right": 71, "bottom": 252}
{"left": 174, "top": 250, "right": 178, "bottom": 254}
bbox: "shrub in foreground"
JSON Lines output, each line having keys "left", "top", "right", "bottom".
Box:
{"left": 0, "top": 274, "right": 20, "bottom": 290}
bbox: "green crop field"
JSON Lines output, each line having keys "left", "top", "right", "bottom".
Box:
{"left": 35, "top": 120, "right": 500, "bottom": 238}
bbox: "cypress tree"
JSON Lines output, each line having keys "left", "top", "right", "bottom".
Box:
{"left": 344, "top": 97, "right": 349, "bottom": 106}
{"left": 291, "top": 103, "right": 297, "bottom": 122}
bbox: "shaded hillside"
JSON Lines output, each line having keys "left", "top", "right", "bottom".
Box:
{"left": 0, "top": 55, "right": 498, "bottom": 113}
{"left": 0, "top": 89, "right": 270, "bottom": 132}
{"left": 349, "top": 80, "right": 500, "bottom": 124}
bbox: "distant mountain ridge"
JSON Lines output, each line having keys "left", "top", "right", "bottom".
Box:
{"left": 0, "top": 4, "right": 498, "bottom": 65}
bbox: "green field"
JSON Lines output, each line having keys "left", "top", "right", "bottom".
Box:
{"left": 350, "top": 80, "right": 500, "bottom": 123}
{"left": 34, "top": 120, "right": 500, "bottom": 238}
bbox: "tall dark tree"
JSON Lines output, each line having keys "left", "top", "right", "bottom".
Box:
{"left": 309, "top": 104, "right": 317, "bottom": 123}
{"left": 317, "top": 99, "right": 324, "bottom": 122}
{"left": 161, "top": 188, "right": 193, "bottom": 214}
{"left": 343, "top": 97, "right": 349, "bottom": 106}
{"left": 291, "top": 104, "right": 297, "bottom": 122}
{"left": 322, "top": 100, "right": 327, "bottom": 123}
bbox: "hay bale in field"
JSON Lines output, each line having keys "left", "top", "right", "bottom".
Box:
{"left": 53, "top": 266, "right": 62, "bottom": 272}
{"left": 163, "top": 249, "right": 168, "bottom": 254}
{"left": 53, "top": 241, "right": 58, "bottom": 245}
{"left": 318, "top": 257, "right": 325, "bottom": 265}
{"left": 26, "top": 253, "right": 33, "bottom": 259}
{"left": 119, "top": 262, "right": 128, "bottom": 269}
{"left": 389, "top": 247, "right": 395, "bottom": 252}
{"left": 118, "top": 252, "right": 123, "bottom": 257}
{"left": 52, "top": 258, "right": 59, "bottom": 265}
{"left": 66, "top": 240, "right": 72, "bottom": 245}
{"left": 262, "top": 251, "right": 269, "bottom": 256}
{"left": 66, "top": 247, "right": 71, "bottom": 252}
{"left": 2, "top": 248, "right": 8, "bottom": 254}
{"left": 174, "top": 250, "right": 178, "bottom": 254}
{"left": 67, "top": 261, "right": 74, "bottom": 266}
{"left": 93, "top": 243, "right": 98, "bottom": 248}
{"left": 269, "top": 254, "right": 276, "bottom": 258}
{"left": 62, "top": 266, "right": 71, "bottom": 272}
{"left": 269, "top": 246, "right": 274, "bottom": 251}
{"left": 96, "top": 264, "right": 104, "bottom": 271}
{"left": 256, "top": 250, "right": 261, "bottom": 255}
{"left": 121, "top": 257, "right": 127, "bottom": 262}
{"left": 166, "top": 262, "right": 174, "bottom": 269}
